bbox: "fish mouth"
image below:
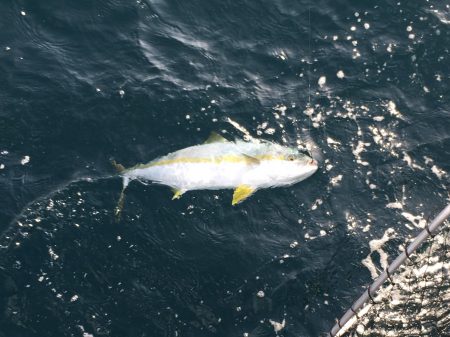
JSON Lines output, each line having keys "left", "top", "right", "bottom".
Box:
{"left": 307, "top": 159, "right": 319, "bottom": 175}
{"left": 309, "top": 158, "right": 318, "bottom": 166}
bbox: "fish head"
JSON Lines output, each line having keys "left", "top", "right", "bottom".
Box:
{"left": 263, "top": 146, "right": 318, "bottom": 185}
{"left": 283, "top": 151, "right": 318, "bottom": 181}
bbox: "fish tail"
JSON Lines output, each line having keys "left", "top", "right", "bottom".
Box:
{"left": 115, "top": 176, "right": 130, "bottom": 222}
{"left": 111, "top": 159, "right": 126, "bottom": 173}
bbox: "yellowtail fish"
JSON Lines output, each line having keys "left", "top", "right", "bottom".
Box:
{"left": 112, "top": 132, "right": 318, "bottom": 215}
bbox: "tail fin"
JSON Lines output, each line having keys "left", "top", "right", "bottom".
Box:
{"left": 111, "top": 159, "right": 126, "bottom": 173}
{"left": 115, "top": 176, "right": 129, "bottom": 222}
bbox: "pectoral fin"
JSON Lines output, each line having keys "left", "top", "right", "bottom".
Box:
{"left": 241, "top": 153, "right": 260, "bottom": 165}
{"left": 172, "top": 188, "right": 185, "bottom": 200}
{"left": 232, "top": 185, "right": 255, "bottom": 205}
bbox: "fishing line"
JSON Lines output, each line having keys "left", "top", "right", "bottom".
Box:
{"left": 298, "top": 4, "right": 324, "bottom": 163}
{"left": 308, "top": 6, "right": 311, "bottom": 107}
{"left": 292, "top": 5, "right": 313, "bottom": 158}
{"left": 302, "top": 6, "right": 316, "bottom": 159}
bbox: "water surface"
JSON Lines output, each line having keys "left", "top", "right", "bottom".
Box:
{"left": 0, "top": 0, "right": 449, "bottom": 336}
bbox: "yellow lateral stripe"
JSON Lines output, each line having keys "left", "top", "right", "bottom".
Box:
{"left": 138, "top": 154, "right": 285, "bottom": 168}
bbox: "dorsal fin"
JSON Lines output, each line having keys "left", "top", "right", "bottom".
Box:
{"left": 204, "top": 132, "right": 228, "bottom": 144}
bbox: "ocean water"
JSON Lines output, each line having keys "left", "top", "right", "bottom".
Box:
{"left": 0, "top": 0, "right": 449, "bottom": 336}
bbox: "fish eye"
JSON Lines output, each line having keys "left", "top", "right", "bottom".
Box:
{"left": 287, "top": 154, "right": 295, "bottom": 161}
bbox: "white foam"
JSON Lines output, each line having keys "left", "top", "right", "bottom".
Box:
{"left": 345, "top": 212, "right": 358, "bottom": 231}
{"left": 369, "top": 125, "right": 402, "bottom": 156}
{"left": 277, "top": 50, "right": 287, "bottom": 60}
{"left": 274, "top": 104, "right": 287, "bottom": 115}
{"left": 304, "top": 107, "right": 314, "bottom": 116}
{"left": 362, "top": 228, "right": 396, "bottom": 279}
{"left": 386, "top": 101, "right": 403, "bottom": 118}
{"left": 45, "top": 200, "right": 54, "bottom": 211}
{"left": 327, "top": 137, "right": 341, "bottom": 149}
{"left": 311, "top": 198, "right": 323, "bottom": 210}
{"left": 423, "top": 156, "right": 433, "bottom": 165}
{"left": 401, "top": 211, "right": 426, "bottom": 229}
{"left": 337, "top": 70, "right": 345, "bottom": 79}
{"left": 48, "top": 247, "right": 59, "bottom": 260}
{"left": 269, "top": 319, "right": 286, "bottom": 332}
{"left": 257, "top": 122, "right": 268, "bottom": 130}
{"left": 330, "top": 175, "right": 343, "bottom": 186}
{"left": 386, "top": 202, "right": 403, "bottom": 209}
{"left": 429, "top": 9, "right": 450, "bottom": 25}
{"left": 352, "top": 140, "right": 370, "bottom": 165}
{"left": 318, "top": 76, "right": 326, "bottom": 87}
{"left": 21, "top": 156, "right": 30, "bottom": 165}
{"left": 402, "top": 152, "right": 424, "bottom": 170}
{"left": 431, "top": 165, "right": 446, "bottom": 179}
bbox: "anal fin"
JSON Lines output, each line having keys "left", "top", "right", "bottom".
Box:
{"left": 172, "top": 188, "right": 185, "bottom": 200}
{"left": 232, "top": 184, "right": 255, "bottom": 205}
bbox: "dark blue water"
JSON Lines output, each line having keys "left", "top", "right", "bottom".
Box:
{"left": 1, "top": 0, "right": 449, "bottom": 336}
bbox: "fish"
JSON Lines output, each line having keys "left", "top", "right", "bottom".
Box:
{"left": 112, "top": 132, "right": 318, "bottom": 216}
